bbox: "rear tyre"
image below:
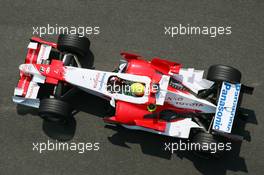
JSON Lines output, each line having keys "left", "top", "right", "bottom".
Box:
{"left": 191, "top": 132, "right": 224, "bottom": 158}
{"left": 207, "top": 65, "right": 241, "bottom": 83}
{"left": 39, "top": 98, "right": 72, "bottom": 123}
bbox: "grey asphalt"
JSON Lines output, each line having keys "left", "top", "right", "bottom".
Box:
{"left": 0, "top": 0, "right": 263, "bottom": 175}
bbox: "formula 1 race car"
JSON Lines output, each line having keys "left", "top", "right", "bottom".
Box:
{"left": 13, "top": 34, "right": 252, "bottom": 157}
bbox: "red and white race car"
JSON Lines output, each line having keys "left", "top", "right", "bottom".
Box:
{"left": 13, "top": 35, "right": 251, "bottom": 157}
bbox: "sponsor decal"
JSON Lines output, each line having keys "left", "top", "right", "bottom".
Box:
{"left": 166, "top": 96, "right": 203, "bottom": 107}
{"left": 40, "top": 66, "right": 45, "bottom": 73}
{"left": 213, "top": 82, "right": 241, "bottom": 133}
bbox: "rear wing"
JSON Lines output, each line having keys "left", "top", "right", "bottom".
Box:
{"left": 212, "top": 82, "right": 241, "bottom": 133}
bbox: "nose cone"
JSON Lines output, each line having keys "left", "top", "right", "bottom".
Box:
{"left": 19, "top": 64, "right": 39, "bottom": 75}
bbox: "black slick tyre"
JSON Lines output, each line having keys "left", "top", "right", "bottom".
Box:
{"left": 191, "top": 132, "right": 224, "bottom": 159}
{"left": 39, "top": 98, "right": 72, "bottom": 122}
{"left": 57, "top": 34, "right": 90, "bottom": 57}
{"left": 207, "top": 65, "right": 241, "bottom": 83}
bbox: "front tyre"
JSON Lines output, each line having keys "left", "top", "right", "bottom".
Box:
{"left": 39, "top": 98, "right": 72, "bottom": 123}
{"left": 57, "top": 34, "right": 90, "bottom": 57}
{"left": 57, "top": 34, "right": 94, "bottom": 68}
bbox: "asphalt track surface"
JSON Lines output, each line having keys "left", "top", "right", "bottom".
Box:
{"left": 0, "top": 1, "right": 263, "bottom": 175}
